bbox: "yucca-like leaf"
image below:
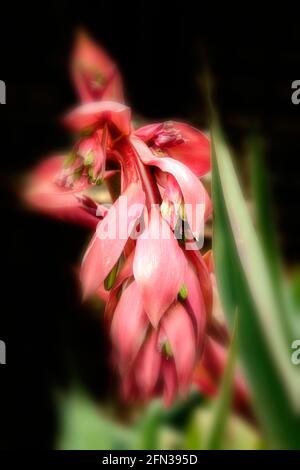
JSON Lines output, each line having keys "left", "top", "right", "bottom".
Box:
{"left": 249, "top": 135, "right": 300, "bottom": 340}
{"left": 206, "top": 316, "right": 237, "bottom": 450}
{"left": 211, "top": 120, "right": 300, "bottom": 448}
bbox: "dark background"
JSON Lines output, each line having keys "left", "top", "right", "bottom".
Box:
{"left": 0, "top": 1, "right": 299, "bottom": 449}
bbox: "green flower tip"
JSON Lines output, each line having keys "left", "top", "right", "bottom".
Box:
{"left": 178, "top": 283, "right": 188, "bottom": 300}
{"left": 162, "top": 341, "right": 173, "bottom": 359}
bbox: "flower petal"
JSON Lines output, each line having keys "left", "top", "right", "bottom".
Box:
{"left": 186, "top": 250, "right": 213, "bottom": 320}
{"left": 133, "top": 207, "right": 187, "bottom": 327}
{"left": 193, "top": 362, "right": 217, "bottom": 397}
{"left": 64, "top": 101, "right": 131, "bottom": 135}
{"left": 167, "top": 123, "right": 210, "bottom": 177}
{"left": 134, "top": 123, "right": 164, "bottom": 142}
{"left": 23, "top": 155, "right": 100, "bottom": 228}
{"left": 81, "top": 182, "right": 145, "bottom": 298}
{"left": 71, "top": 30, "right": 124, "bottom": 103}
{"left": 162, "top": 302, "right": 196, "bottom": 391}
{"left": 130, "top": 135, "right": 211, "bottom": 240}
{"left": 135, "top": 122, "right": 210, "bottom": 177}
{"left": 162, "top": 359, "right": 178, "bottom": 406}
{"left": 111, "top": 281, "right": 148, "bottom": 372}
{"left": 184, "top": 261, "right": 206, "bottom": 352}
{"left": 134, "top": 330, "right": 161, "bottom": 397}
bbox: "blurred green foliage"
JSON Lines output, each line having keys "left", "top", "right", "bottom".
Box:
{"left": 56, "top": 386, "right": 262, "bottom": 450}
{"left": 211, "top": 117, "right": 300, "bottom": 449}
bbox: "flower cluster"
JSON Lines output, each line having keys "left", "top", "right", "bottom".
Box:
{"left": 24, "top": 32, "right": 248, "bottom": 407}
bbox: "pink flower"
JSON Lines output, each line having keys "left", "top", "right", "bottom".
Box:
{"left": 23, "top": 33, "right": 215, "bottom": 404}
{"left": 23, "top": 36, "right": 127, "bottom": 227}
{"left": 133, "top": 207, "right": 187, "bottom": 327}
{"left": 130, "top": 133, "right": 211, "bottom": 240}
{"left": 81, "top": 181, "right": 145, "bottom": 299}
{"left": 135, "top": 121, "right": 211, "bottom": 177}
{"left": 23, "top": 155, "right": 109, "bottom": 229}
{"left": 77, "top": 115, "right": 212, "bottom": 401}
{"left": 64, "top": 100, "right": 131, "bottom": 136}
{"left": 71, "top": 30, "right": 124, "bottom": 104}
{"left": 111, "top": 285, "right": 200, "bottom": 405}
{"left": 23, "top": 100, "right": 131, "bottom": 227}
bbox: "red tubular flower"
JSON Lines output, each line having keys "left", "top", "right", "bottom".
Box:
{"left": 23, "top": 33, "right": 227, "bottom": 405}
{"left": 23, "top": 100, "right": 131, "bottom": 227}
{"left": 81, "top": 182, "right": 145, "bottom": 298}
{"left": 23, "top": 155, "right": 109, "bottom": 229}
{"left": 77, "top": 112, "right": 212, "bottom": 402}
{"left": 133, "top": 207, "right": 187, "bottom": 327}
{"left": 71, "top": 31, "right": 124, "bottom": 104}
{"left": 23, "top": 35, "right": 126, "bottom": 227}
{"left": 112, "top": 288, "right": 199, "bottom": 406}
{"left": 25, "top": 105, "right": 213, "bottom": 403}
{"left": 135, "top": 121, "right": 210, "bottom": 177}
{"left": 64, "top": 100, "right": 131, "bottom": 135}
{"left": 130, "top": 133, "right": 211, "bottom": 239}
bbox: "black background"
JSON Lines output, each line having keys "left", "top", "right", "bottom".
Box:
{"left": 0, "top": 1, "right": 300, "bottom": 449}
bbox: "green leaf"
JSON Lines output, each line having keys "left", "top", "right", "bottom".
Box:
{"left": 185, "top": 412, "right": 202, "bottom": 450}
{"left": 206, "top": 316, "right": 238, "bottom": 450}
{"left": 185, "top": 405, "right": 263, "bottom": 450}
{"left": 56, "top": 389, "right": 135, "bottom": 450}
{"left": 249, "top": 135, "right": 298, "bottom": 340}
{"left": 211, "top": 120, "right": 300, "bottom": 449}
{"left": 136, "top": 393, "right": 204, "bottom": 450}
{"left": 135, "top": 400, "right": 165, "bottom": 450}
{"left": 290, "top": 268, "right": 300, "bottom": 311}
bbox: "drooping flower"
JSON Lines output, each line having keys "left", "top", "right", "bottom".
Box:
{"left": 71, "top": 30, "right": 124, "bottom": 104}
{"left": 81, "top": 181, "right": 145, "bottom": 298}
{"left": 24, "top": 35, "right": 127, "bottom": 227}
{"left": 77, "top": 111, "right": 213, "bottom": 401}
{"left": 23, "top": 33, "right": 218, "bottom": 405}
{"left": 135, "top": 121, "right": 211, "bottom": 177}
{"left": 130, "top": 133, "right": 211, "bottom": 240}
{"left": 133, "top": 206, "right": 187, "bottom": 327}
{"left": 24, "top": 100, "right": 131, "bottom": 225}
{"left": 111, "top": 282, "right": 201, "bottom": 405}
{"left": 23, "top": 154, "right": 109, "bottom": 229}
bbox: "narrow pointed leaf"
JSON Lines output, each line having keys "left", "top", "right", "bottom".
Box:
{"left": 212, "top": 121, "right": 300, "bottom": 448}
{"left": 206, "top": 317, "right": 237, "bottom": 450}
{"left": 249, "top": 135, "right": 299, "bottom": 339}
{"left": 212, "top": 120, "right": 300, "bottom": 412}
